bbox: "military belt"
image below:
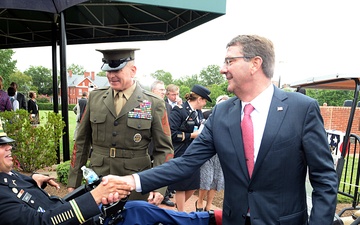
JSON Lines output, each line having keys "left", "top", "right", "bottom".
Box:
{"left": 95, "top": 146, "right": 147, "bottom": 158}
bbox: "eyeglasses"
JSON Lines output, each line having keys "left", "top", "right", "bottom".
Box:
{"left": 224, "top": 56, "right": 249, "bottom": 67}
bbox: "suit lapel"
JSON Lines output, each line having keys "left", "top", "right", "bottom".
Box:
{"left": 228, "top": 98, "right": 250, "bottom": 178}
{"left": 252, "top": 88, "right": 288, "bottom": 178}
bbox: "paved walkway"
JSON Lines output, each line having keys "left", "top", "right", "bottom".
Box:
{"left": 159, "top": 194, "right": 221, "bottom": 213}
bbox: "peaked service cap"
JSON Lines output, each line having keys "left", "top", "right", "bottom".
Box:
{"left": 191, "top": 84, "right": 212, "bottom": 102}
{"left": 0, "top": 120, "right": 14, "bottom": 144}
{"left": 96, "top": 48, "right": 139, "bottom": 71}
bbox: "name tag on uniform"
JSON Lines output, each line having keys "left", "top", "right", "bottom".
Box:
{"left": 22, "top": 192, "right": 32, "bottom": 203}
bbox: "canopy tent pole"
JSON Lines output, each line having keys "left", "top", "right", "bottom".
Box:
{"left": 60, "top": 12, "right": 70, "bottom": 161}
{"left": 51, "top": 21, "right": 60, "bottom": 163}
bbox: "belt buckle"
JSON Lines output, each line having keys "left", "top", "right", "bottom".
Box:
{"left": 110, "top": 148, "right": 116, "bottom": 158}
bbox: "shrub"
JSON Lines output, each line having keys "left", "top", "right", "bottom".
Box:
{"left": 57, "top": 160, "right": 71, "bottom": 185}
{"left": 57, "top": 160, "right": 88, "bottom": 185}
{"left": 37, "top": 95, "right": 50, "bottom": 103}
{"left": 0, "top": 109, "right": 65, "bottom": 172}
{"left": 37, "top": 103, "right": 76, "bottom": 111}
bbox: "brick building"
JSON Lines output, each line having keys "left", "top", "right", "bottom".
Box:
{"left": 63, "top": 70, "right": 109, "bottom": 104}
{"left": 320, "top": 106, "right": 360, "bottom": 137}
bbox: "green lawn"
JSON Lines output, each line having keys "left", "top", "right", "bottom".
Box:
{"left": 337, "top": 156, "right": 360, "bottom": 204}
{"left": 39, "top": 110, "right": 77, "bottom": 161}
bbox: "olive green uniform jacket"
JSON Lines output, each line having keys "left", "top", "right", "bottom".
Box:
{"left": 68, "top": 83, "right": 174, "bottom": 200}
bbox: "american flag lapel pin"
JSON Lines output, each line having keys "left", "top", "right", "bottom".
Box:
{"left": 277, "top": 106, "right": 283, "bottom": 111}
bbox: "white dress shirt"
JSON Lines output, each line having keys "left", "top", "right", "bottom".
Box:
{"left": 241, "top": 84, "right": 273, "bottom": 163}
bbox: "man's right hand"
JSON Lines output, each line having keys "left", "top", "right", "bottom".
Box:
{"left": 67, "top": 187, "right": 75, "bottom": 193}
{"left": 91, "top": 175, "right": 132, "bottom": 205}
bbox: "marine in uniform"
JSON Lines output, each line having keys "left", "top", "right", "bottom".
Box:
{"left": 67, "top": 48, "right": 174, "bottom": 203}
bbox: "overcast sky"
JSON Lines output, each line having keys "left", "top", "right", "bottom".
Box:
{"left": 12, "top": 0, "right": 360, "bottom": 86}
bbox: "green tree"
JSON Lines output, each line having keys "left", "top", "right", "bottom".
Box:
{"left": 150, "top": 70, "right": 174, "bottom": 85}
{"left": 8, "top": 70, "right": 33, "bottom": 94}
{"left": 207, "top": 83, "right": 233, "bottom": 107}
{"left": 24, "top": 66, "right": 52, "bottom": 95}
{"left": 97, "top": 71, "right": 106, "bottom": 77}
{"left": 174, "top": 74, "right": 201, "bottom": 90}
{"left": 68, "top": 63, "right": 86, "bottom": 75}
{"left": 306, "top": 89, "right": 354, "bottom": 106}
{"left": 0, "top": 49, "right": 17, "bottom": 86}
{"left": 199, "top": 65, "right": 225, "bottom": 86}
{"left": 179, "top": 85, "right": 191, "bottom": 100}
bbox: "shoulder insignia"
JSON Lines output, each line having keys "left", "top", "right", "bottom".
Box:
{"left": 97, "top": 86, "right": 111, "bottom": 90}
{"left": 143, "top": 89, "right": 162, "bottom": 100}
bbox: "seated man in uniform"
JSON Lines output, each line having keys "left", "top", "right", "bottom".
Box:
{"left": 0, "top": 121, "right": 221, "bottom": 225}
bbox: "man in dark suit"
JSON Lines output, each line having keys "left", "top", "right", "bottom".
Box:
{"left": 73, "top": 91, "right": 88, "bottom": 140}
{"left": 10, "top": 82, "right": 27, "bottom": 110}
{"left": 150, "top": 80, "right": 172, "bottom": 117}
{"left": 165, "top": 84, "right": 181, "bottom": 108}
{"left": 117, "top": 35, "right": 338, "bottom": 225}
{"left": 67, "top": 48, "right": 174, "bottom": 205}
{"left": 149, "top": 80, "right": 175, "bottom": 207}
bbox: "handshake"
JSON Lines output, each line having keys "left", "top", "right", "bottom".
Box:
{"left": 66, "top": 173, "right": 141, "bottom": 206}
{"left": 87, "top": 175, "right": 136, "bottom": 205}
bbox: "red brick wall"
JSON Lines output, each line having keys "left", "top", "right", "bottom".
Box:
{"left": 320, "top": 106, "right": 360, "bottom": 136}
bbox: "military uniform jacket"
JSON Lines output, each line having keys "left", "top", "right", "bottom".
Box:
{"left": 68, "top": 83, "right": 173, "bottom": 200}
{"left": 170, "top": 101, "right": 203, "bottom": 157}
{"left": 0, "top": 171, "right": 100, "bottom": 225}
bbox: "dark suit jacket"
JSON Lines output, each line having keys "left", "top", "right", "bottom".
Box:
{"left": 78, "top": 97, "right": 87, "bottom": 120}
{"left": 16, "top": 92, "right": 27, "bottom": 110}
{"left": 165, "top": 101, "right": 172, "bottom": 117}
{"left": 139, "top": 85, "right": 338, "bottom": 225}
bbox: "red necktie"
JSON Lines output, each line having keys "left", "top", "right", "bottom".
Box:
{"left": 241, "top": 104, "right": 255, "bottom": 177}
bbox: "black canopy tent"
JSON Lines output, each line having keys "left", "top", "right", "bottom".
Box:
{"left": 0, "top": 0, "right": 226, "bottom": 162}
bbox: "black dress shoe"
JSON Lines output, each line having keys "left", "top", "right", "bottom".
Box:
{"left": 161, "top": 198, "right": 175, "bottom": 207}
{"left": 195, "top": 200, "right": 204, "bottom": 212}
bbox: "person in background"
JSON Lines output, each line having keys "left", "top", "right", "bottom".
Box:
{"left": 164, "top": 84, "right": 183, "bottom": 200}
{"left": 7, "top": 87, "right": 19, "bottom": 111}
{"left": 10, "top": 82, "right": 27, "bottom": 110}
{"left": 150, "top": 80, "right": 175, "bottom": 207}
{"left": 28, "top": 91, "right": 39, "bottom": 125}
{"left": 151, "top": 80, "right": 172, "bottom": 119}
{"left": 0, "top": 76, "right": 12, "bottom": 112}
{"left": 169, "top": 84, "right": 212, "bottom": 212}
{"left": 117, "top": 34, "right": 338, "bottom": 225}
{"left": 165, "top": 84, "right": 181, "bottom": 108}
{"left": 73, "top": 91, "right": 88, "bottom": 141}
{"left": 196, "top": 95, "right": 228, "bottom": 212}
{"left": 296, "top": 87, "right": 306, "bottom": 95}
{"left": 67, "top": 48, "right": 174, "bottom": 205}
